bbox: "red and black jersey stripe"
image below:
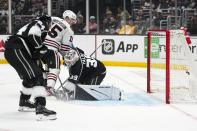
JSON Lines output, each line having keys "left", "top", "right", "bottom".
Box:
{"left": 43, "top": 39, "right": 60, "bottom": 49}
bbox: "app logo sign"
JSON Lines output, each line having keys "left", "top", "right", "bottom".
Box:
{"left": 102, "top": 39, "right": 115, "bottom": 55}
{"left": 117, "top": 41, "right": 138, "bottom": 53}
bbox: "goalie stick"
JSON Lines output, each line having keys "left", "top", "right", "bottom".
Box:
{"left": 49, "top": 76, "right": 69, "bottom": 100}
{"left": 89, "top": 40, "right": 105, "bottom": 57}
{"left": 57, "top": 76, "right": 69, "bottom": 100}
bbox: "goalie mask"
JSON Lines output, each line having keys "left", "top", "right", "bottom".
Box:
{"left": 64, "top": 49, "right": 79, "bottom": 67}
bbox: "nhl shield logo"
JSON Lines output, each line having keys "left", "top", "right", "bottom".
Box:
{"left": 101, "top": 39, "right": 115, "bottom": 55}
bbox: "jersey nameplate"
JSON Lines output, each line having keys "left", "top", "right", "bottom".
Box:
{"left": 53, "top": 19, "right": 67, "bottom": 29}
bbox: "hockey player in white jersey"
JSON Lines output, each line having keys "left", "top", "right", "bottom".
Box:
{"left": 42, "top": 10, "right": 77, "bottom": 94}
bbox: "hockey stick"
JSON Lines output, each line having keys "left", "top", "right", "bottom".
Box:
{"left": 57, "top": 76, "right": 64, "bottom": 89}
{"left": 52, "top": 76, "right": 69, "bottom": 100}
{"left": 56, "top": 78, "right": 67, "bottom": 91}
{"left": 89, "top": 40, "right": 105, "bottom": 57}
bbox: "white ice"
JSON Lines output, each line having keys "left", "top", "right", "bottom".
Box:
{"left": 1, "top": 64, "right": 197, "bottom": 131}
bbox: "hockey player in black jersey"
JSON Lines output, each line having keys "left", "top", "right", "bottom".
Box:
{"left": 4, "top": 15, "right": 56, "bottom": 120}
{"left": 64, "top": 47, "right": 106, "bottom": 85}
{"left": 55, "top": 47, "right": 121, "bottom": 101}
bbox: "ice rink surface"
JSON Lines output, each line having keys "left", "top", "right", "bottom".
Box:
{"left": 1, "top": 64, "right": 197, "bottom": 131}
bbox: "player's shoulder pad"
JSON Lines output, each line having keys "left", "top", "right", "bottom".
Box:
{"left": 52, "top": 17, "right": 68, "bottom": 30}
{"left": 28, "top": 21, "right": 42, "bottom": 36}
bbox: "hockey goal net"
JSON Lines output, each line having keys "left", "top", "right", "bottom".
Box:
{"left": 147, "top": 30, "right": 197, "bottom": 104}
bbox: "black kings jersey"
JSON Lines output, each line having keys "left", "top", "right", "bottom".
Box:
{"left": 5, "top": 20, "right": 46, "bottom": 55}
{"left": 68, "top": 48, "right": 106, "bottom": 84}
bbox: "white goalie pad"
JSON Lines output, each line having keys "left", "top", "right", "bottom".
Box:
{"left": 74, "top": 85, "right": 122, "bottom": 101}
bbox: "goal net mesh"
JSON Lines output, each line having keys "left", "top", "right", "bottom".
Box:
{"left": 147, "top": 30, "right": 197, "bottom": 103}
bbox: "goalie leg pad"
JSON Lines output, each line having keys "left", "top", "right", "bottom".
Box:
{"left": 75, "top": 85, "right": 97, "bottom": 100}
{"left": 75, "top": 85, "right": 121, "bottom": 101}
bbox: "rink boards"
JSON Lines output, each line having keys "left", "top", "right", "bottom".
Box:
{"left": 1, "top": 35, "right": 197, "bottom": 67}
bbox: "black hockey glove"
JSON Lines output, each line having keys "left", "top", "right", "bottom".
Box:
{"left": 33, "top": 45, "right": 48, "bottom": 59}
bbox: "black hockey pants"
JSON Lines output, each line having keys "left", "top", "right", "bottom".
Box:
{"left": 4, "top": 48, "right": 44, "bottom": 88}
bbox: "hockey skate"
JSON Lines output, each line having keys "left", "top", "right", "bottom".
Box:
{"left": 18, "top": 99, "right": 35, "bottom": 112}
{"left": 36, "top": 105, "right": 57, "bottom": 121}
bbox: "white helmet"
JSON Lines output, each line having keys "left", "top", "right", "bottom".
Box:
{"left": 64, "top": 49, "right": 79, "bottom": 67}
{"left": 63, "top": 10, "right": 77, "bottom": 24}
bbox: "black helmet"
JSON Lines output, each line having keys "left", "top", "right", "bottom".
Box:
{"left": 38, "top": 15, "right": 51, "bottom": 30}
{"left": 39, "top": 15, "right": 51, "bottom": 23}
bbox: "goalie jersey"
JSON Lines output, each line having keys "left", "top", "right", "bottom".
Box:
{"left": 61, "top": 48, "right": 121, "bottom": 101}
{"left": 67, "top": 47, "right": 106, "bottom": 84}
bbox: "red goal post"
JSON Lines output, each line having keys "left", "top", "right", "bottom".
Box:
{"left": 147, "top": 30, "right": 170, "bottom": 104}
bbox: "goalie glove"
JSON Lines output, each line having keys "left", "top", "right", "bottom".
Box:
{"left": 52, "top": 80, "right": 76, "bottom": 100}
{"left": 63, "top": 80, "right": 76, "bottom": 92}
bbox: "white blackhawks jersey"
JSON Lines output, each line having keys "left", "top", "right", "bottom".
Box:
{"left": 43, "top": 17, "right": 74, "bottom": 52}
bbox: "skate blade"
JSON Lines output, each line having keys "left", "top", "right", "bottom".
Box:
{"left": 18, "top": 106, "right": 35, "bottom": 112}
{"left": 36, "top": 114, "right": 57, "bottom": 121}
